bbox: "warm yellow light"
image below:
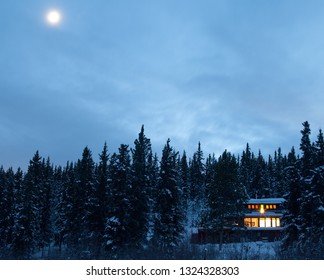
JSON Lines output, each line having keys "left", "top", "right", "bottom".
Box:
{"left": 46, "top": 10, "right": 61, "bottom": 25}
{"left": 260, "top": 204, "right": 265, "bottom": 214}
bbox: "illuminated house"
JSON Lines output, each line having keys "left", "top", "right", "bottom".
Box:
{"left": 191, "top": 198, "right": 285, "bottom": 243}
{"left": 243, "top": 198, "right": 285, "bottom": 241}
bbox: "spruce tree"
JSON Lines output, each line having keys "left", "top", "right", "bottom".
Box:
{"left": 206, "top": 150, "right": 246, "bottom": 250}
{"left": 104, "top": 145, "right": 132, "bottom": 259}
{"left": 12, "top": 151, "right": 43, "bottom": 258}
{"left": 38, "top": 158, "right": 53, "bottom": 258}
{"left": 61, "top": 162, "right": 80, "bottom": 256}
{"left": 129, "top": 125, "right": 152, "bottom": 252}
{"left": 10, "top": 168, "right": 24, "bottom": 258}
{"left": 300, "top": 121, "right": 313, "bottom": 176}
{"left": 0, "top": 167, "right": 14, "bottom": 258}
{"left": 94, "top": 142, "right": 109, "bottom": 258}
{"left": 75, "top": 147, "right": 96, "bottom": 256}
{"left": 179, "top": 151, "right": 190, "bottom": 208}
{"left": 189, "top": 142, "right": 205, "bottom": 201}
{"left": 152, "top": 139, "right": 183, "bottom": 258}
{"left": 281, "top": 147, "right": 301, "bottom": 255}
{"left": 239, "top": 143, "right": 253, "bottom": 197}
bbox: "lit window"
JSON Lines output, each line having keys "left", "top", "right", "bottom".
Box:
{"left": 260, "top": 204, "right": 265, "bottom": 214}
{"left": 265, "top": 218, "right": 271, "bottom": 227}
{"left": 266, "top": 205, "right": 269, "bottom": 209}
{"left": 277, "top": 218, "right": 280, "bottom": 227}
{"left": 245, "top": 218, "right": 259, "bottom": 227}
{"left": 255, "top": 205, "right": 259, "bottom": 209}
{"left": 248, "top": 205, "right": 251, "bottom": 209}
{"left": 251, "top": 218, "right": 258, "bottom": 227}
{"left": 269, "top": 205, "right": 273, "bottom": 209}
{"left": 273, "top": 205, "right": 277, "bottom": 209}
{"left": 259, "top": 218, "right": 265, "bottom": 227}
{"left": 252, "top": 205, "right": 255, "bottom": 209}
{"left": 271, "top": 218, "right": 276, "bottom": 227}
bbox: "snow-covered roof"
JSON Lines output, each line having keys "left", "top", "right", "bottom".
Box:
{"left": 245, "top": 227, "right": 283, "bottom": 231}
{"left": 246, "top": 198, "right": 285, "bottom": 204}
{"left": 245, "top": 211, "right": 283, "bottom": 218}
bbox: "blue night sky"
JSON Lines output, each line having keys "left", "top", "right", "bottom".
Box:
{"left": 1, "top": 0, "right": 324, "bottom": 169}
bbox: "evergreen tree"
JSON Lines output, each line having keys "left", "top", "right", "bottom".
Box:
{"left": 61, "top": 162, "right": 81, "bottom": 256}
{"left": 129, "top": 125, "right": 152, "bottom": 252}
{"left": 11, "top": 151, "right": 43, "bottom": 258}
{"left": 314, "top": 129, "right": 324, "bottom": 166}
{"left": 250, "top": 150, "right": 268, "bottom": 198}
{"left": 179, "top": 151, "right": 190, "bottom": 208}
{"left": 10, "top": 168, "right": 24, "bottom": 258}
{"left": 300, "top": 121, "right": 314, "bottom": 176}
{"left": 104, "top": 145, "right": 132, "bottom": 259}
{"left": 0, "top": 167, "right": 15, "bottom": 258}
{"left": 146, "top": 152, "right": 159, "bottom": 242}
{"left": 206, "top": 150, "right": 247, "bottom": 250}
{"left": 239, "top": 143, "right": 253, "bottom": 197}
{"left": 273, "top": 148, "right": 286, "bottom": 197}
{"left": 189, "top": 142, "right": 205, "bottom": 201}
{"left": 53, "top": 165, "right": 65, "bottom": 253}
{"left": 281, "top": 147, "right": 301, "bottom": 254}
{"left": 152, "top": 139, "right": 183, "bottom": 258}
{"left": 38, "top": 158, "right": 53, "bottom": 258}
{"left": 75, "top": 147, "right": 96, "bottom": 255}
{"left": 94, "top": 142, "right": 109, "bottom": 258}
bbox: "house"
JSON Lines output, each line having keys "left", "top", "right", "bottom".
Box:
{"left": 243, "top": 198, "right": 285, "bottom": 241}
{"left": 191, "top": 197, "right": 285, "bottom": 243}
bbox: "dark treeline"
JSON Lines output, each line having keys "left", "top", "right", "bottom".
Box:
{"left": 0, "top": 122, "right": 323, "bottom": 259}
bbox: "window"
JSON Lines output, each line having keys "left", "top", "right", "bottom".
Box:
{"left": 248, "top": 205, "right": 251, "bottom": 209}
{"left": 244, "top": 218, "right": 259, "bottom": 227}
{"left": 273, "top": 205, "right": 277, "bottom": 209}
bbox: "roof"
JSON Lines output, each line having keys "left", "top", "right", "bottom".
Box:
{"left": 245, "top": 211, "right": 283, "bottom": 218}
{"left": 246, "top": 198, "right": 285, "bottom": 204}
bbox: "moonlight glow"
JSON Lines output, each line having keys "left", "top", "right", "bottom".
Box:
{"left": 46, "top": 10, "right": 61, "bottom": 25}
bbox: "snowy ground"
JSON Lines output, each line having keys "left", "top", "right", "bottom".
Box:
{"left": 190, "top": 241, "right": 280, "bottom": 260}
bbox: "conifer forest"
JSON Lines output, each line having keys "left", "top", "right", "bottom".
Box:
{"left": 0, "top": 121, "right": 323, "bottom": 259}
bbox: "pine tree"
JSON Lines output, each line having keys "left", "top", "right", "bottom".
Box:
{"left": 250, "top": 150, "right": 268, "bottom": 198}
{"left": 60, "top": 162, "right": 80, "bottom": 255}
{"left": 0, "top": 167, "right": 14, "bottom": 258}
{"left": 206, "top": 150, "right": 246, "bottom": 250}
{"left": 179, "top": 151, "right": 190, "bottom": 208}
{"left": 189, "top": 142, "right": 205, "bottom": 201}
{"left": 10, "top": 168, "right": 24, "bottom": 258}
{"left": 146, "top": 152, "right": 159, "bottom": 242}
{"left": 129, "top": 125, "right": 152, "bottom": 252}
{"left": 53, "top": 165, "right": 65, "bottom": 253}
{"left": 104, "top": 145, "right": 132, "bottom": 259}
{"left": 38, "top": 158, "right": 53, "bottom": 258}
{"left": 314, "top": 129, "right": 324, "bottom": 166}
{"left": 75, "top": 147, "right": 96, "bottom": 256}
{"left": 300, "top": 121, "right": 314, "bottom": 176}
{"left": 93, "top": 142, "right": 109, "bottom": 258}
{"left": 11, "top": 151, "right": 43, "bottom": 258}
{"left": 152, "top": 139, "right": 183, "bottom": 258}
{"left": 281, "top": 147, "right": 301, "bottom": 254}
{"left": 239, "top": 143, "right": 253, "bottom": 197}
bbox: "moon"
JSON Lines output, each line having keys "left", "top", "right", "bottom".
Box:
{"left": 46, "top": 10, "right": 62, "bottom": 25}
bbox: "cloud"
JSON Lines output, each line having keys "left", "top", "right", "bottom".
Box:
{"left": 1, "top": 0, "right": 324, "bottom": 169}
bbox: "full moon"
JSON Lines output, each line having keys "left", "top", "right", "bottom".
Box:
{"left": 46, "top": 10, "right": 61, "bottom": 25}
